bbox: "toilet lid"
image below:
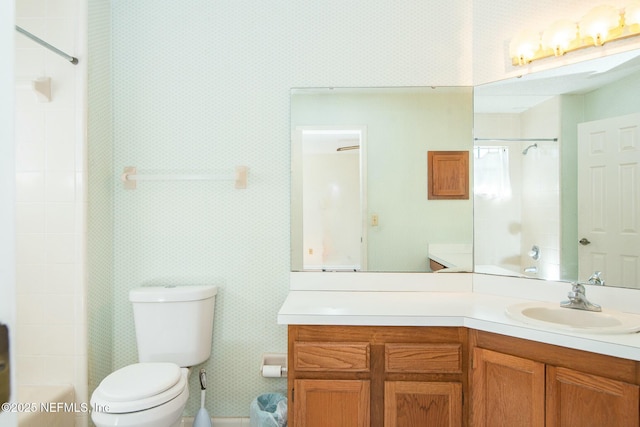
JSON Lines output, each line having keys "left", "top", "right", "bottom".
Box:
{"left": 91, "top": 363, "right": 187, "bottom": 413}
{"left": 100, "top": 362, "right": 181, "bottom": 401}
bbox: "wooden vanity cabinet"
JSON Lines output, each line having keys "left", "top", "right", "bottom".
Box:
{"left": 471, "top": 347, "right": 545, "bottom": 427}
{"left": 546, "top": 366, "right": 639, "bottom": 427}
{"left": 470, "top": 330, "right": 640, "bottom": 427}
{"left": 289, "top": 326, "right": 640, "bottom": 426}
{"left": 288, "top": 325, "right": 468, "bottom": 427}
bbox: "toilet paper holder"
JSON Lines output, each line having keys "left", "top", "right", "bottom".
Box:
{"left": 261, "top": 353, "right": 287, "bottom": 378}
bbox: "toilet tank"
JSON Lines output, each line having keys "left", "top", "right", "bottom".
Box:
{"left": 129, "top": 285, "right": 218, "bottom": 367}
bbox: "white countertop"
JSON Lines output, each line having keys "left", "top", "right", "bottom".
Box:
{"left": 428, "top": 243, "right": 472, "bottom": 270}
{"left": 278, "top": 283, "right": 640, "bottom": 361}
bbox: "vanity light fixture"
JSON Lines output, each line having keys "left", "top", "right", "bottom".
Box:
{"left": 510, "top": 3, "right": 640, "bottom": 66}
{"left": 579, "top": 5, "right": 621, "bottom": 46}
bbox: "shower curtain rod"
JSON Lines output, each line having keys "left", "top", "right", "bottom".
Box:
{"left": 474, "top": 138, "right": 557, "bottom": 142}
{"left": 15, "top": 25, "right": 78, "bottom": 65}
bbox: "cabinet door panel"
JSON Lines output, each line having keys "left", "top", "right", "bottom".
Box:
{"left": 547, "top": 366, "right": 640, "bottom": 427}
{"left": 472, "top": 348, "right": 545, "bottom": 427}
{"left": 294, "top": 379, "right": 370, "bottom": 427}
{"left": 384, "top": 381, "right": 462, "bottom": 427}
{"left": 385, "top": 343, "right": 462, "bottom": 373}
{"left": 294, "top": 342, "right": 370, "bottom": 372}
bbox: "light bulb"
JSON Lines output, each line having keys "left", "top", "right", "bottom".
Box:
{"left": 509, "top": 29, "right": 541, "bottom": 65}
{"left": 542, "top": 19, "right": 578, "bottom": 56}
{"left": 579, "top": 5, "right": 621, "bottom": 46}
{"left": 625, "top": 2, "right": 640, "bottom": 26}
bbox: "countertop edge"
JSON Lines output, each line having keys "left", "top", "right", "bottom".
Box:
{"left": 277, "top": 290, "right": 640, "bottom": 361}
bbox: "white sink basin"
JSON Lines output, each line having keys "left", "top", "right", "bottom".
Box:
{"left": 505, "top": 302, "right": 640, "bottom": 334}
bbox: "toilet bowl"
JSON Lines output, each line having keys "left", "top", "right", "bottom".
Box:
{"left": 90, "top": 285, "right": 218, "bottom": 427}
{"left": 91, "top": 363, "right": 189, "bottom": 427}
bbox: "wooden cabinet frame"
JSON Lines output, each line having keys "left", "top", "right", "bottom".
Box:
{"left": 470, "top": 330, "right": 640, "bottom": 427}
{"left": 288, "top": 326, "right": 640, "bottom": 427}
{"left": 288, "top": 325, "right": 468, "bottom": 427}
{"left": 428, "top": 151, "right": 469, "bottom": 200}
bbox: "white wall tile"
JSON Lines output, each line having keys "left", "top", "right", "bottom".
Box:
{"left": 43, "top": 59, "right": 76, "bottom": 106}
{"left": 45, "top": 171, "right": 75, "bottom": 201}
{"left": 16, "top": 264, "right": 46, "bottom": 294}
{"left": 16, "top": 233, "right": 46, "bottom": 264}
{"left": 15, "top": 202, "right": 45, "bottom": 234}
{"left": 45, "top": 233, "right": 77, "bottom": 263}
{"left": 16, "top": 325, "right": 47, "bottom": 356}
{"left": 14, "top": 109, "right": 45, "bottom": 142}
{"left": 15, "top": 141, "right": 45, "bottom": 171}
{"left": 44, "top": 325, "right": 75, "bottom": 356}
{"left": 45, "top": 263, "right": 76, "bottom": 293}
{"left": 16, "top": 293, "right": 45, "bottom": 324}
{"left": 46, "top": 113, "right": 76, "bottom": 171}
{"left": 42, "top": 293, "right": 75, "bottom": 324}
{"left": 45, "top": 202, "right": 75, "bottom": 233}
{"left": 16, "top": 172, "right": 44, "bottom": 202}
{"left": 47, "top": 0, "right": 78, "bottom": 18}
{"left": 43, "top": 18, "right": 76, "bottom": 52}
{"left": 16, "top": 356, "right": 46, "bottom": 385}
{"left": 15, "top": 0, "right": 86, "bottom": 401}
{"left": 75, "top": 172, "right": 86, "bottom": 200}
{"left": 42, "top": 355, "right": 76, "bottom": 383}
{"left": 16, "top": 0, "right": 47, "bottom": 18}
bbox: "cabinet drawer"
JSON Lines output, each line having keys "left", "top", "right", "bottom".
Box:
{"left": 385, "top": 343, "right": 462, "bottom": 373}
{"left": 294, "top": 342, "right": 370, "bottom": 372}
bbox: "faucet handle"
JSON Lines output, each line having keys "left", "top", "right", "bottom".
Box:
{"left": 570, "top": 282, "right": 585, "bottom": 293}
{"left": 587, "top": 271, "right": 605, "bottom": 286}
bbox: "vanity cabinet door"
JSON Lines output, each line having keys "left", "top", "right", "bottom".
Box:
{"left": 289, "top": 326, "right": 468, "bottom": 427}
{"left": 384, "top": 381, "right": 462, "bottom": 427}
{"left": 546, "top": 366, "right": 639, "bottom": 427}
{"left": 471, "top": 348, "right": 545, "bottom": 427}
{"left": 294, "top": 379, "right": 370, "bottom": 427}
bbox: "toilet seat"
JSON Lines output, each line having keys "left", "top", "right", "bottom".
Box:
{"left": 91, "top": 363, "right": 188, "bottom": 413}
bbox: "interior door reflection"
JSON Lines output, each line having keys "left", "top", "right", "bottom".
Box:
{"left": 299, "top": 127, "right": 366, "bottom": 271}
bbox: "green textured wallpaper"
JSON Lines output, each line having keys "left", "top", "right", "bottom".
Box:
{"left": 96, "top": 0, "right": 474, "bottom": 418}
{"left": 87, "top": 0, "right": 113, "bottom": 411}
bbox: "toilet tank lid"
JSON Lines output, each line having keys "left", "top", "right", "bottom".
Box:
{"left": 129, "top": 285, "right": 218, "bottom": 302}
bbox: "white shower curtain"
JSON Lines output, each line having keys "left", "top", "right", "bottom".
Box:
{"left": 474, "top": 146, "right": 512, "bottom": 200}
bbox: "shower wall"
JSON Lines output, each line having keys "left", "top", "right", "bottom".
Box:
{"left": 520, "top": 97, "right": 561, "bottom": 279}
{"left": 473, "top": 113, "right": 523, "bottom": 273}
{"left": 474, "top": 96, "right": 561, "bottom": 278}
{"left": 14, "top": 0, "right": 88, "bottom": 425}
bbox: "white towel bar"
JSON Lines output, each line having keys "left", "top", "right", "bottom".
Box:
{"left": 121, "top": 166, "right": 248, "bottom": 190}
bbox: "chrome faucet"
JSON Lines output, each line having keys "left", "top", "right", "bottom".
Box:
{"left": 588, "top": 271, "right": 605, "bottom": 286}
{"left": 561, "top": 282, "right": 602, "bottom": 312}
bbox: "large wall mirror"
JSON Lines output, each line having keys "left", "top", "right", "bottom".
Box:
{"left": 291, "top": 87, "right": 473, "bottom": 272}
{"left": 474, "top": 48, "right": 640, "bottom": 290}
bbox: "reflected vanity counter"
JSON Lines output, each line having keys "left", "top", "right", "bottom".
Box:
{"left": 278, "top": 272, "right": 640, "bottom": 361}
{"left": 428, "top": 243, "right": 472, "bottom": 271}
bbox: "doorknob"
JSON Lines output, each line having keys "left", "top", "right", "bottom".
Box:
{"left": 0, "top": 323, "right": 9, "bottom": 406}
{"left": 579, "top": 238, "right": 591, "bottom": 245}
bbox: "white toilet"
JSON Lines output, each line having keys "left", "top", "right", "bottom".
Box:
{"left": 91, "top": 285, "right": 218, "bottom": 427}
